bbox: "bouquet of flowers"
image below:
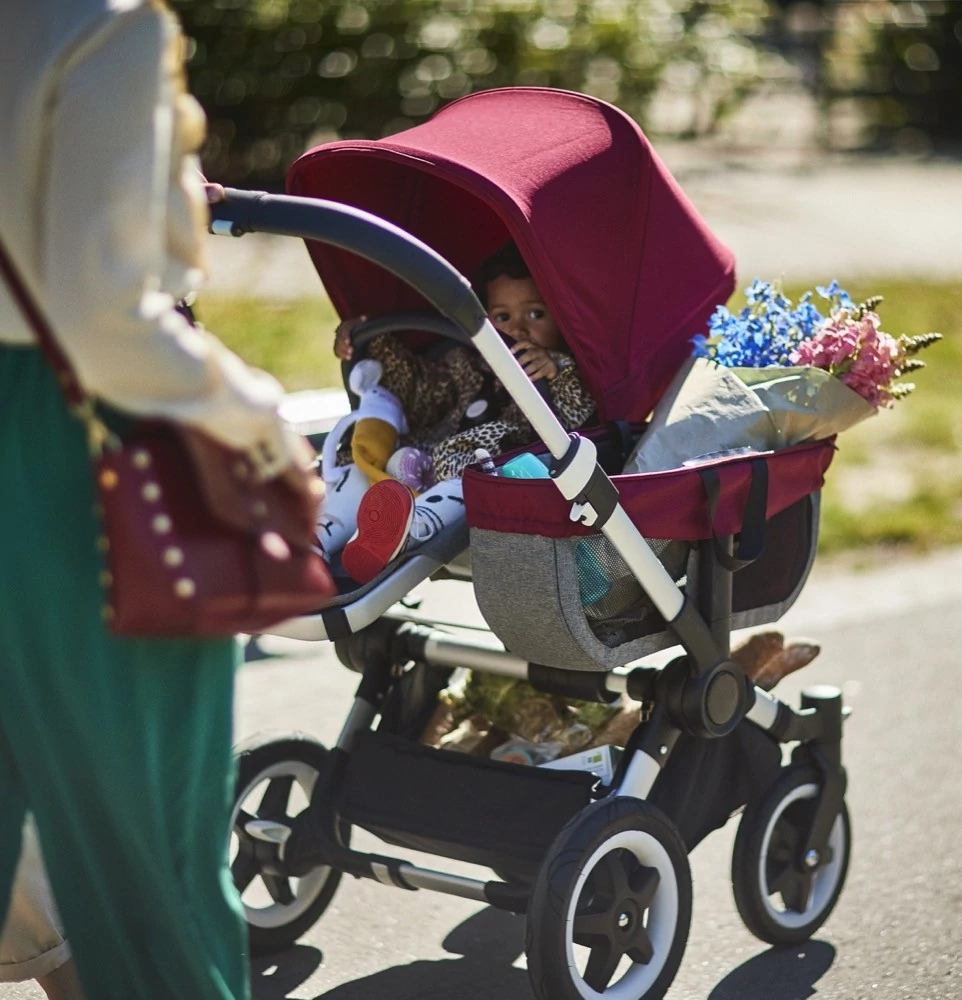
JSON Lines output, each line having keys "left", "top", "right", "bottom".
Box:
{"left": 626, "top": 279, "right": 941, "bottom": 475}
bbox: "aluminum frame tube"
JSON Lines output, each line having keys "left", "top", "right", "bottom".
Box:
{"left": 616, "top": 751, "right": 663, "bottom": 800}
{"left": 421, "top": 631, "right": 530, "bottom": 678}
{"left": 396, "top": 865, "right": 490, "bottom": 902}
{"left": 746, "top": 686, "right": 781, "bottom": 732}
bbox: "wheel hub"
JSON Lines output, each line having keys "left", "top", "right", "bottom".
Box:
{"left": 231, "top": 774, "right": 301, "bottom": 906}
{"left": 765, "top": 803, "right": 829, "bottom": 913}
{"left": 572, "top": 849, "right": 661, "bottom": 992}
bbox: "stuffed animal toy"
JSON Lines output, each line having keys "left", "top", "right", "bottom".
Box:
{"left": 348, "top": 358, "right": 408, "bottom": 485}
{"left": 316, "top": 359, "right": 432, "bottom": 562}
{"left": 316, "top": 414, "right": 370, "bottom": 562}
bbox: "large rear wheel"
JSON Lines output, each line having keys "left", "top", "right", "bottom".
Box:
{"left": 229, "top": 734, "right": 347, "bottom": 955}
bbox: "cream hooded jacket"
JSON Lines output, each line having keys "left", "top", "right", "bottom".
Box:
{"left": 0, "top": 0, "right": 298, "bottom": 478}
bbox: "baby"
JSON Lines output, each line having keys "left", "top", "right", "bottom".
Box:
{"left": 334, "top": 241, "right": 596, "bottom": 583}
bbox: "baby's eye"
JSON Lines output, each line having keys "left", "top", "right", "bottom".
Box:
{"left": 527, "top": 308, "right": 546, "bottom": 320}
{"left": 490, "top": 310, "right": 510, "bottom": 323}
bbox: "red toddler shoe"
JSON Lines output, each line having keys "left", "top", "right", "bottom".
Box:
{"left": 341, "top": 479, "right": 415, "bottom": 584}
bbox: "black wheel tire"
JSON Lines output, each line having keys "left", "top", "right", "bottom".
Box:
{"left": 526, "top": 797, "right": 692, "bottom": 1000}
{"left": 230, "top": 734, "right": 347, "bottom": 956}
{"left": 731, "top": 765, "right": 851, "bottom": 946}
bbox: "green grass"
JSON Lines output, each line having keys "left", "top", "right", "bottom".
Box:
{"left": 193, "top": 295, "right": 341, "bottom": 392}
{"left": 786, "top": 281, "right": 962, "bottom": 556}
{"left": 195, "top": 279, "right": 962, "bottom": 556}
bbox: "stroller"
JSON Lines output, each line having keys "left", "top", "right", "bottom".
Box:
{"left": 213, "top": 89, "right": 850, "bottom": 1000}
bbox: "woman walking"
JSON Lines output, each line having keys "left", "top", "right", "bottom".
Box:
{"left": 0, "top": 1, "right": 316, "bottom": 996}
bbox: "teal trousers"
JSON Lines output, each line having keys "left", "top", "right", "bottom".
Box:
{"left": 0, "top": 346, "right": 249, "bottom": 999}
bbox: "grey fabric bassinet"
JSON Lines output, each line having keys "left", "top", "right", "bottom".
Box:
{"left": 470, "top": 492, "right": 820, "bottom": 672}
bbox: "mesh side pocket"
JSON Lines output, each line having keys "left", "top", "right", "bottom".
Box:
{"left": 577, "top": 536, "right": 690, "bottom": 647}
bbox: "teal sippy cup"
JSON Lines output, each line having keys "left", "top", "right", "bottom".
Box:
{"left": 499, "top": 452, "right": 551, "bottom": 479}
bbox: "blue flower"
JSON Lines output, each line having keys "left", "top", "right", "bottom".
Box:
{"left": 691, "top": 333, "right": 711, "bottom": 358}
{"left": 745, "top": 279, "right": 772, "bottom": 305}
{"left": 816, "top": 280, "right": 854, "bottom": 311}
{"left": 693, "top": 279, "right": 838, "bottom": 367}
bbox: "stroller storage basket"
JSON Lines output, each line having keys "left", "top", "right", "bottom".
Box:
{"left": 339, "top": 732, "right": 596, "bottom": 877}
{"left": 465, "top": 438, "right": 833, "bottom": 671}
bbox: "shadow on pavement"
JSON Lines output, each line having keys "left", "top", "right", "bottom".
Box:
{"left": 250, "top": 914, "right": 835, "bottom": 1000}
{"left": 251, "top": 945, "right": 323, "bottom": 1000}
{"left": 315, "top": 907, "right": 531, "bottom": 1000}
{"left": 706, "top": 940, "right": 836, "bottom": 1000}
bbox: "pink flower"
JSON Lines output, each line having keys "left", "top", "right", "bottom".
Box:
{"left": 790, "top": 309, "right": 904, "bottom": 409}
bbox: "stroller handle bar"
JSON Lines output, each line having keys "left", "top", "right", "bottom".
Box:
{"left": 210, "top": 190, "right": 732, "bottom": 689}
{"left": 209, "top": 189, "right": 572, "bottom": 457}
{"left": 210, "top": 189, "right": 485, "bottom": 334}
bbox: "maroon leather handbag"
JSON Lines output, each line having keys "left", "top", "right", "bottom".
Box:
{"left": 0, "top": 238, "right": 338, "bottom": 637}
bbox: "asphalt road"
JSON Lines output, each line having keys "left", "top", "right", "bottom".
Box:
{"left": 228, "top": 546, "right": 962, "bottom": 1000}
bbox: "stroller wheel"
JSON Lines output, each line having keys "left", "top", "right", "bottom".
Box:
{"left": 526, "top": 798, "right": 691, "bottom": 1000}
{"left": 731, "top": 765, "right": 851, "bottom": 946}
{"left": 229, "top": 734, "right": 347, "bottom": 955}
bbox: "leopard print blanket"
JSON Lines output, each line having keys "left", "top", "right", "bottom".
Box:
{"left": 363, "top": 333, "right": 597, "bottom": 481}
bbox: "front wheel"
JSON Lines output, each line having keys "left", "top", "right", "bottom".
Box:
{"left": 731, "top": 765, "right": 851, "bottom": 946}
{"left": 229, "top": 734, "right": 347, "bottom": 955}
{"left": 526, "top": 797, "right": 692, "bottom": 1000}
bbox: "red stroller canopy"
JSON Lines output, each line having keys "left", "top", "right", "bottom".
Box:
{"left": 287, "top": 88, "right": 735, "bottom": 422}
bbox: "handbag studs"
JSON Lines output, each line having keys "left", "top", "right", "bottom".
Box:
{"left": 260, "top": 531, "right": 291, "bottom": 561}
{"left": 132, "top": 449, "right": 151, "bottom": 470}
{"left": 99, "top": 468, "right": 119, "bottom": 490}
{"left": 174, "top": 578, "right": 196, "bottom": 599}
{"left": 152, "top": 514, "right": 172, "bottom": 535}
{"left": 163, "top": 546, "right": 184, "bottom": 568}
{"left": 142, "top": 482, "right": 162, "bottom": 502}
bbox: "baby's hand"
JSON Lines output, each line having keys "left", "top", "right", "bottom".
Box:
{"left": 334, "top": 315, "right": 368, "bottom": 360}
{"left": 511, "top": 340, "right": 558, "bottom": 382}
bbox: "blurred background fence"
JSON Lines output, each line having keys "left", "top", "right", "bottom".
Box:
{"left": 171, "top": 0, "right": 962, "bottom": 190}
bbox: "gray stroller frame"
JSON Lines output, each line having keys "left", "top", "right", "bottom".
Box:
{"left": 214, "top": 190, "right": 850, "bottom": 1000}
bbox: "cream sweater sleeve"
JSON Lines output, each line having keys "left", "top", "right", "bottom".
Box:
{"left": 40, "top": 3, "right": 296, "bottom": 479}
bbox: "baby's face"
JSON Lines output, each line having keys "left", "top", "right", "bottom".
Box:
{"left": 486, "top": 275, "right": 562, "bottom": 351}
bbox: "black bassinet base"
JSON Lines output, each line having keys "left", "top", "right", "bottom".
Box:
{"left": 335, "top": 723, "right": 781, "bottom": 880}
{"left": 647, "top": 720, "right": 782, "bottom": 851}
{"left": 338, "top": 731, "right": 596, "bottom": 879}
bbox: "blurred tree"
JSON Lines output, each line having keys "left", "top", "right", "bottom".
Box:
{"left": 767, "top": 1, "right": 962, "bottom": 153}
{"left": 821, "top": 0, "right": 962, "bottom": 153}
{"left": 170, "top": 0, "right": 778, "bottom": 189}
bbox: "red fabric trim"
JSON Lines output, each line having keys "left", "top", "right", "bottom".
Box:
{"left": 464, "top": 438, "right": 836, "bottom": 541}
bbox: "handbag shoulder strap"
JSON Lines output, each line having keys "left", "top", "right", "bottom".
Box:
{"left": 0, "top": 234, "right": 85, "bottom": 409}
